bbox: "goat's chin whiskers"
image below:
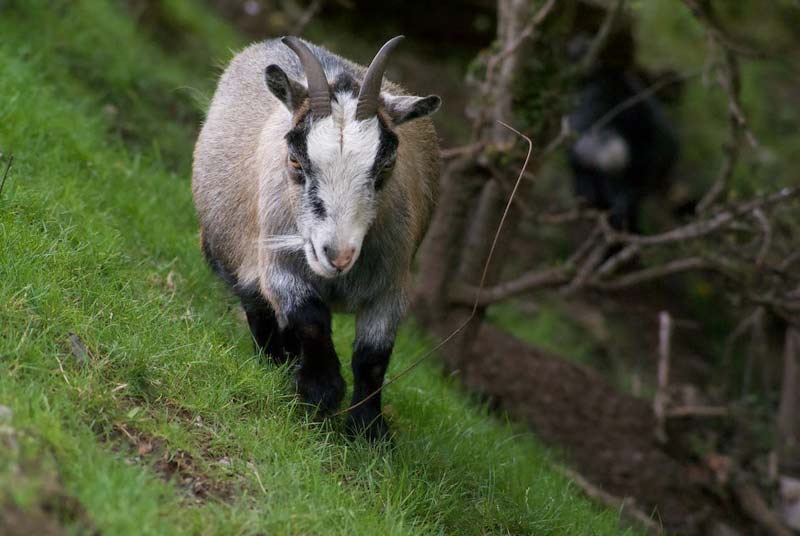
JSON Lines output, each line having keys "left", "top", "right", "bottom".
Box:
{"left": 259, "top": 235, "right": 305, "bottom": 252}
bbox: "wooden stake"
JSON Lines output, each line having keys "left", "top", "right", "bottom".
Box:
{"left": 654, "top": 311, "right": 672, "bottom": 443}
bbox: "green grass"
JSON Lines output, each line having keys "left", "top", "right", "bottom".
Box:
{"left": 487, "top": 301, "right": 597, "bottom": 365}
{"left": 0, "top": 1, "right": 633, "bottom": 534}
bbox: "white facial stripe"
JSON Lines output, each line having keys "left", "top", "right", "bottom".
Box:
{"left": 307, "top": 95, "right": 381, "bottom": 203}
{"left": 300, "top": 93, "right": 382, "bottom": 277}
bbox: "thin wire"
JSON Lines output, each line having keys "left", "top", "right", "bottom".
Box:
{"left": 332, "top": 120, "right": 534, "bottom": 417}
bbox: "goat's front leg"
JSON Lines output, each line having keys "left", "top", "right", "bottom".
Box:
{"left": 347, "top": 291, "right": 406, "bottom": 440}
{"left": 266, "top": 273, "right": 345, "bottom": 416}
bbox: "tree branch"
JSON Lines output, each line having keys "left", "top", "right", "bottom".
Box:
{"left": 590, "top": 257, "right": 711, "bottom": 290}
{"left": 577, "top": 0, "right": 626, "bottom": 74}
{"left": 607, "top": 186, "right": 799, "bottom": 246}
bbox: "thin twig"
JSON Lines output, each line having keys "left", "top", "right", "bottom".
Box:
{"left": 591, "top": 257, "right": 711, "bottom": 291}
{"left": 54, "top": 354, "right": 72, "bottom": 387}
{"left": 733, "top": 477, "right": 793, "bottom": 536}
{"left": 440, "top": 142, "right": 485, "bottom": 160}
{"left": 723, "top": 307, "right": 764, "bottom": 373}
{"left": 291, "top": 0, "right": 322, "bottom": 35}
{"left": 556, "top": 466, "right": 663, "bottom": 535}
{"left": 666, "top": 405, "right": 730, "bottom": 418}
{"left": 534, "top": 206, "right": 603, "bottom": 224}
{"left": 681, "top": 0, "right": 767, "bottom": 59}
{"left": 490, "top": 0, "right": 558, "bottom": 67}
{"left": 577, "top": 0, "right": 626, "bottom": 74}
{"left": 589, "top": 69, "right": 702, "bottom": 134}
{"left": 751, "top": 208, "right": 771, "bottom": 266}
{"left": 539, "top": 115, "right": 574, "bottom": 158}
{"left": 561, "top": 241, "right": 607, "bottom": 295}
{"left": 595, "top": 243, "right": 640, "bottom": 277}
{"left": 608, "top": 186, "right": 799, "bottom": 247}
{"left": 0, "top": 155, "right": 14, "bottom": 197}
{"left": 248, "top": 461, "right": 268, "bottom": 495}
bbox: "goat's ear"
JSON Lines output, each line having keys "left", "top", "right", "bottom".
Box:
{"left": 382, "top": 94, "right": 441, "bottom": 125}
{"left": 265, "top": 64, "right": 307, "bottom": 112}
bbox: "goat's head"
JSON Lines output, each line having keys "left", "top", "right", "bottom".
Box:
{"left": 264, "top": 36, "right": 440, "bottom": 278}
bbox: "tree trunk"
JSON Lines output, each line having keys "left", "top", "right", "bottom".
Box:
{"left": 412, "top": 157, "right": 486, "bottom": 326}
{"left": 413, "top": 0, "right": 560, "bottom": 366}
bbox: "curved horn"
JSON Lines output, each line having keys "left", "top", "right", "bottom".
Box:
{"left": 355, "top": 35, "right": 405, "bottom": 121}
{"left": 281, "top": 36, "right": 331, "bottom": 118}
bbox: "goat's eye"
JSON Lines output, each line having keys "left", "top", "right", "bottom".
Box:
{"left": 379, "top": 157, "right": 396, "bottom": 175}
{"left": 287, "top": 156, "right": 305, "bottom": 185}
{"left": 375, "top": 159, "right": 395, "bottom": 190}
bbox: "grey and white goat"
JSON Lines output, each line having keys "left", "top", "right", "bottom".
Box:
{"left": 192, "top": 36, "right": 441, "bottom": 438}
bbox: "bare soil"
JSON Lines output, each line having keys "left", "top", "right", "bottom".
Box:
{"left": 448, "top": 323, "right": 757, "bottom": 535}
{"left": 111, "top": 421, "right": 238, "bottom": 505}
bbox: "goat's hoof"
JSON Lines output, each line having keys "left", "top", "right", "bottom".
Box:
{"left": 346, "top": 408, "right": 390, "bottom": 442}
{"left": 295, "top": 369, "right": 345, "bottom": 417}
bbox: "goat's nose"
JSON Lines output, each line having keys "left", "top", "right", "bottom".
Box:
{"left": 323, "top": 246, "right": 355, "bottom": 271}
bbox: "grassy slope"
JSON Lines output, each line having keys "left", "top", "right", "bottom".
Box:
{"left": 0, "top": 1, "right": 631, "bottom": 534}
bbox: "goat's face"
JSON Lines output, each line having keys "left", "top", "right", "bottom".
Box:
{"left": 265, "top": 38, "right": 440, "bottom": 279}
{"left": 284, "top": 90, "right": 395, "bottom": 278}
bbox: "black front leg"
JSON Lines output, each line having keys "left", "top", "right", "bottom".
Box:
{"left": 346, "top": 342, "right": 392, "bottom": 440}
{"left": 240, "top": 292, "right": 286, "bottom": 364}
{"left": 285, "top": 297, "right": 345, "bottom": 416}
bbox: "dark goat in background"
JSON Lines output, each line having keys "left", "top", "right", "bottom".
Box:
{"left": 567, "top": 49, "right": 680, "bottom": 233}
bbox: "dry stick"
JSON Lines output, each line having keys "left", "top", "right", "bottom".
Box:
{"left": 654, "top": 311, "right": 672, "bottom": 444}
{"left": 561, "top": 241, "right": 607, "bottom": 295}
{"left": 743, "top": 304, "right": 768, "bottom": 397}
{"left": 577, "top": 0, "right": 627, "bottom": 74}
{"left": 0, "top": 155, "right": 14, "bottom": 197}
{"left": 680, "top": 0, "right": 767, "bottom": 60}
{"left": 751, "top": 208, "right": 772, "bottom": 267}
{"left": 440, "top": 142, "right": 485, "bottom": 160}
{"left": 665, "top": 405, "right": 730, "bottom": 418}
{"left": 291, "top": 0, "right": 322, "bottom": 35}
{"left": 590, "top": 257, "right": 710, "bottom": 291}
{"left": 589, "top": 69, "right": 702, "bottom": 135}
{"left": 595, "top": 242, "right": 640, "bottom": 277}
{"left": 733, "top": 479, "right": 793, "bottom": 536}
{"left": 778, "top": 326, "right": 800, "bottom": 457}
{"left": 331, "top": 120, "right": 533, "bottom": 418}
{"left": 556, "top": 466, "right": 663, "bottom": 535}
{"left": 535, "top": 206, "right": 602, "bottom": 224}
{"left": 722, "top": 307, "right": 763, "bottom": 373}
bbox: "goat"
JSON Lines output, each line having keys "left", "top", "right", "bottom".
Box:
{"left": 192, "top": 36, "right": 441, "bottom": 439}
{"left": 567, "top": 44, "right": 679, "bottom": 233}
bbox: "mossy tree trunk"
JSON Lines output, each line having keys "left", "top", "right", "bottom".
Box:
{"left": 414, "top": 0, "right": 569, "bottom": 367}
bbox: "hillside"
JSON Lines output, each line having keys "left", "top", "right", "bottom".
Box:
{"left": 0, "top": 1, "right": 632, "bottom": 534}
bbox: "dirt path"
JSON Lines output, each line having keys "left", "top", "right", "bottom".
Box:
{"left": 451, "top": 324, "right": 754, "bottom": 535}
